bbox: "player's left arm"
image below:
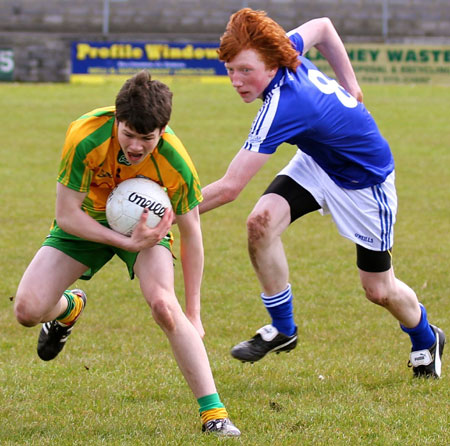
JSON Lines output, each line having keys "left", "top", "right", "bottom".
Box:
{"left": 176, "top": 206, "right": 205, "bottom": 338}
{"left": 292, "top": 17, "right": 363, "bottom": 102}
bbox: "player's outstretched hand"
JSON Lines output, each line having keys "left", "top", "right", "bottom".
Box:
{"left": 351, "top": 83, "right": 364, "bottom": 103}
{"left": 128, "top": 207, "right": 174, "bottom": 252}
{"left": 355, "top": 86, "right": 363, "bottom": 103}
{"left": 187, "top": 313, "right": 205, "bottom": 339}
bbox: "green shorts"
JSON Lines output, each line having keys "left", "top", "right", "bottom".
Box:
{"left": 42, "top": 220, "right": 173, "bottom": 280}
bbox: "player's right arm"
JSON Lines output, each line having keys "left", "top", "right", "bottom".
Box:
{"left": 290, "top": 17, "right": 363, "bottom": 102}
{"left": 55, "top": 182, "right": 172, "bottom": 252}
{"left": 199, "top": 149, "right": 271, "bottom": 214}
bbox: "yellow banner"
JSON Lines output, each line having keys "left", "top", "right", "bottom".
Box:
{"left": 307, "top": 44, "right": 450, "bottom": 85}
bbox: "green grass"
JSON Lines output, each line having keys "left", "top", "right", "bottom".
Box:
{"left": 0, "top": 78, "right": 449, "bottom": 445}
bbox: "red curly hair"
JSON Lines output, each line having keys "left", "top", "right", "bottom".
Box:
{"left": 218, "top": 8, "right": 300, "bottom": 72}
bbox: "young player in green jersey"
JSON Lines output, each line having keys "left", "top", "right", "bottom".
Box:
{"left": 14, "top": 71, "right": 240, "bottom": 437}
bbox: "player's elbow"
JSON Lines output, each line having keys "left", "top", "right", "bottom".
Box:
{"left": 313, "top": 17, "right": 336, "bottom": 46}
{"left": 321, "top": 17, "right": 333, "bottom": 25}
{"left": 316, "top": 17, "right": 333, "bottom": 31}
{"left": 55, "top": 212, "right": 74, "bottom": 234}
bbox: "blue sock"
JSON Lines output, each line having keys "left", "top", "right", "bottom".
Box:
{"left": 261, "top": 284, "right": 296, "bottom": 336}
{"left": 400, "top": 304, "right": 436, "bottom": 351}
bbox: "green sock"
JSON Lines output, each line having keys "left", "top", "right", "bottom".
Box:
{"left": 56, "top": 291, "right": 75, "bottom": 322}
{"left": 197, "top": 393, "right": 225, "bottom": 414}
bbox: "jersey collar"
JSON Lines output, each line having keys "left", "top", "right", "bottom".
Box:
{"left": 262, "top": 68, "right": 286, "bottom": 101}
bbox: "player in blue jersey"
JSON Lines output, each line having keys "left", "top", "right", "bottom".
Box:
{"left": 199, "top": 8, "right": 445, "bottom": 378}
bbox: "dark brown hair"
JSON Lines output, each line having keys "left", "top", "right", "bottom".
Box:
{"left": 218, "top": 8, "right": 300, "bottom": 72}
{"left": 115, "top": 70, "right": 172, "bottom": 134}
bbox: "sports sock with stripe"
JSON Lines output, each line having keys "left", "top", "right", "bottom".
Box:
{"left": 56, "top": 290, "right": 84, "bottom": 326}
{"left": 261, "top": 283, "right": 296, "bottom": 336}
{"left": 198, "top": 393, "right": 228, "bottom": 424}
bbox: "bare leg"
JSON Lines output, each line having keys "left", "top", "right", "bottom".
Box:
{"left": 135, "top": 245, "right": 217, "bottom": 399}
{"left": 15, "top": 246, "right": 88, "bottom": 326}
{"left": 359, "top": 267, "right": 421, "bottom": 328}
{"left": 247, "top": 194, "right": 292, "bottom": 295}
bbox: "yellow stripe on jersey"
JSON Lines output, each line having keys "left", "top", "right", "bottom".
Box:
{"left": 151, "top": 130, "right": 203, "bottom": 214}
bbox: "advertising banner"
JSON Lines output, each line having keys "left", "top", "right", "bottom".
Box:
{"left": 0, "top": 49, "right": 14, "bottom": 81}
{"left": 71, "top": 41, "right": 225, "bottom": 76}
{"left": 71, "top": 41, "right": 450, "bottom": 85}
{"left": 308, "top": 44, "right": 450, "bottom": 85}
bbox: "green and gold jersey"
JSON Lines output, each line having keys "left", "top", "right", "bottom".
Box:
{"left": 57, "top": 106, "right": 202, "bottom": 222}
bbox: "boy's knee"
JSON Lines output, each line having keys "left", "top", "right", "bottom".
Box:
{"left": 247, "top": 210, "right": 271, "bottom": 245}
{"left": 14, "top": 295, "right": 40, "bottom": 327}
{"left": 151, "top": 298, "right": 177, "bottom": 332}
{"left": 362, "top": 283, "right": 390, "bottom": 307}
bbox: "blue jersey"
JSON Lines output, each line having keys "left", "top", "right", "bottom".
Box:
{"left": 242, "top": 32, "right": 394, "bottom": 189}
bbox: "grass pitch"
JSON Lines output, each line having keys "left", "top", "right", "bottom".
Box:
{"left": 0, "top": 78, "right": 449, "bottom": 446}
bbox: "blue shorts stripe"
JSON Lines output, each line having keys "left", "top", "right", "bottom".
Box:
{"left": 371, "top": 184, "right": 393, "bottom": 251}
{"left": 381, "top": 186, "right": 394, "bottom": 250}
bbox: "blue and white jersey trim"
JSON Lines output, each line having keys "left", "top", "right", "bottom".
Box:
{"left": 243, "top": 77, "right": 284, "bottom": 153}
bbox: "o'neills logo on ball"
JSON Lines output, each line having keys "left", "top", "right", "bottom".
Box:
{"left": 128, "top": 192, "right": 165, "bottom": 217}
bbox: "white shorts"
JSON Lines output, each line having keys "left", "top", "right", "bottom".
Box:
{"left": 279, "top": 151, "right": 397, "bottom": 251}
